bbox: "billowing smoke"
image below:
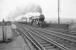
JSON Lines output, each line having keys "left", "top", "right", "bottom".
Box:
{"left": 23, "top": 4, "right": 42, "bottom": 14}
{"left": 7, "top": 3, "right": 42, "bottom": 21}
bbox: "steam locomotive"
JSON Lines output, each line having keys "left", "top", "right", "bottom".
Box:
{"left": 29, "top": 14, "right": 46, "bottom": 27}
{"left": 18, "top": 13, "right": 47, "bottom": 27}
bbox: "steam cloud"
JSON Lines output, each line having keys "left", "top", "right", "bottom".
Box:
{"left": 7, "top": 3, "right": 42, "bottom": 21}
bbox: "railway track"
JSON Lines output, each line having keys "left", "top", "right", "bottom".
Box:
{"left": 16, "top": 23, "right": 76, "bottom": 50}
{"left": 19, "top": 24, "right": 76, "bottom": 43}
{"left": 30, "top": 27, "right": 76, "bottom": 42}
{"left": 45, "top": 28, "right": 76, "bottom": 36}
{"left": 31, "top": 23, "right": 76, "bottom": 36}
{"left": 15, "top": 27, "right": 69, "bottom": 50}
{"left": 18, "top": 23, "right": 76, "bottom": 37}
{"left": 15, "top": 28, "right": 45, "bottom": 50}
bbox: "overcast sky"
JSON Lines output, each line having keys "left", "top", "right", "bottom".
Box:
{"left": 0, "top": 0, "right": 76, "bottom": 22}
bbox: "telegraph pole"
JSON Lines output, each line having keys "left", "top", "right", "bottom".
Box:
{"left": 58, "top": 0, "right": 60, "bottom": 24}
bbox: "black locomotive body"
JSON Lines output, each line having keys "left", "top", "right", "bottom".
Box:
{"left": 30, "top": 14, "right": 45, "bottom": 27}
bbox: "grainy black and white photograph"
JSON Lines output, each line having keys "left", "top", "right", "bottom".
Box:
{"left": 0, "top": 0, "right": 76, "bottom": 50}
